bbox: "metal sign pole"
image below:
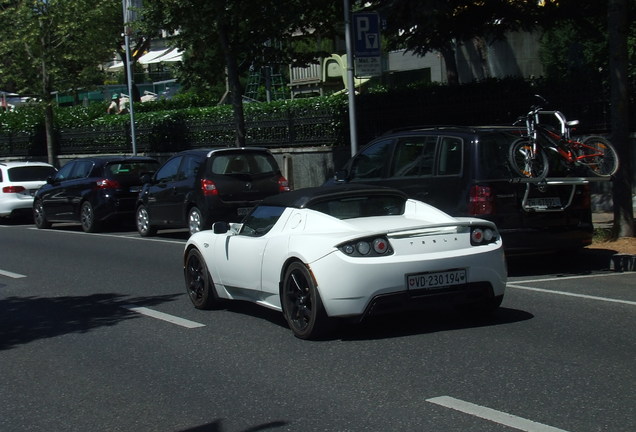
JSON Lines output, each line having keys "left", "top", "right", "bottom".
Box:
{"left": 344, "top": 0, "right": 358, "bottom": 156}
{"left": 122, "top": 0, "right": 137, "bottom": 155}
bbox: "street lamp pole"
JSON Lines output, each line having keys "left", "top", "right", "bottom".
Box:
{"left": 344, "top": 0, "right": 358, "bottom": 156}
{"left": 122, "top": 0, "right": 137, "bottom": 155}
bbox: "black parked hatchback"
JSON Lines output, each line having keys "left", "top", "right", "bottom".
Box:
{"left": 135, "top": 148, "right": 289, "bottom": 236}
{"left": 331, "top": 126, "right": 594, "bottom": 255}
{"left": 33, "top": 156, "right": 159, "bottom": 232}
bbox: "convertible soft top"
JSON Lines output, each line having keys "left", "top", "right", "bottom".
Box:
{"left": 260, "top": 184, "right": 408, "bottom": 209}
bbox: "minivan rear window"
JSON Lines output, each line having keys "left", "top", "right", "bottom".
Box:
{"left": 106, "top": 161, "right": 159, "bottom": 179}
{"left": 477, "top": 132, "right": 522, "bottom": 179}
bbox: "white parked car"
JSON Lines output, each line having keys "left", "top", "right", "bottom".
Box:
{"left": 184, "top": 185, "right": 507, "bottom": 339}
{"left": 0, "top": 161, "right": 57, "bottom": 219}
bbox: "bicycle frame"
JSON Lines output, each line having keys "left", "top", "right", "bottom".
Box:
{"left": 528, "top": 110, "right": 604, "bottom": 166}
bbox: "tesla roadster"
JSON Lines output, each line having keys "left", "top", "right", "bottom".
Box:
{"left": 183, "top": 185, "right": 507, "bottom": 339}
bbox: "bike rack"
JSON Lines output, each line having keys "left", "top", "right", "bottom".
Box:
{"left": 509, "top": 176, "right": 612, "bottom": 212}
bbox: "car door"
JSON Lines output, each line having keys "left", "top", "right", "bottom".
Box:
{"left": 169, "top": 154, "right": 203, "bottom": 225}
{"left": 346, "top": 138, "right": 394, "bottom": 187}
{"left": 425, "top": 135, "right": 465, "bottom": 212}
{"left": 145, "top": 156, "right": 183, "bottom": 224}
{"left": 212, "top": 205, "right": 287, "bottom": 292}
{"left": 40, "top": 161, "right": 77, "bottom": 220}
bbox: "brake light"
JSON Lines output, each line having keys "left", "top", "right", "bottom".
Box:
{"left": 278, "top": 176, "right": 290, "bottom": 192}
{"left": 469, "top": 185, "right": 494, "bottom": 215}
{"left": 96, "top": 178, "right": 120, "bottom": 189}
{"left": 201, "top": 179, "right": 218, "bottom": 196}
{"left": 2, "top": 186, "right": 26, "bottom": 193}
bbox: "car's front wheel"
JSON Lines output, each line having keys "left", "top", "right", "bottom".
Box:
{"left": 80, "top": 201, "right": 99, "bottom": 233}
{"left": 184, "top": 248, "right": 220, "bottom": 309}
{"left": 33, "top": 200, "right": 51, "bottom": 229}
{"left": 281, "top": 261, "right": 331, "bottom": 340}
{"left": 136, "top": 205, "right": 157, "bottom": 237}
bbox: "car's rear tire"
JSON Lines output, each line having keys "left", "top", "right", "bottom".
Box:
{"left": 281, "top": 261, "right": 331, "bottom": 340}
{"left": 136, "top": 204, "right": 157, "bottom": 237}
{"left": 33, "top": 200, "right": 51, "bottom": 229}
{"left": 188, "top": 206, "right": 203, "bottom": 236}
{"left": 185, "top": 248, "right": 220, "bottom": 310}
{"left": 80, "top": 201, "right": 99, "bottom": 233}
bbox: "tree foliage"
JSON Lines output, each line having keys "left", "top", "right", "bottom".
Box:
{"left": 0, "top": 0, "right": 123, "bottom": 163}
{"left": 139, "top": 0, "right": 340, "bottom": 146}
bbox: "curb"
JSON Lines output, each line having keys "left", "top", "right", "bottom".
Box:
{"left": 610, "top": 254, "right": 636, "bottom": 272}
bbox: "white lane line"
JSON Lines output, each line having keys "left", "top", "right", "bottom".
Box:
{"left": 427, "top": 396, "right": 570, "bottom": 432}
{"left": 124, "top": 305, "right": 205, "bottom": 328}
{"left": 26, "top": 227, "right": 184, "bottom": 245}
{"left": 0, "top": 269, "right": 27, "bottom": 279}
{"left": 508, "top": 284, "right": 636, "bottom": 306}
{"left": 512, "top": 272, "right": 631, "bottom": 285}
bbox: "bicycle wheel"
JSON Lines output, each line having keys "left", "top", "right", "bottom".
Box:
{"left": 578, "top": 136, "right": 619, "bottom": 177}
{"left": 508, "top": 138, "right": 549, "bottom": 179}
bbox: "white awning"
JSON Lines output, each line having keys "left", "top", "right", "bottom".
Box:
{"left": 138, "top": 47, "right": 172, "bottom": 65}
{"left": 147, "top": 48, "right": 183, "bottom": 64}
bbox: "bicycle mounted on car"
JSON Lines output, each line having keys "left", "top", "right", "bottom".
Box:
{"left": 508, "top": 95, "right": 619, "bottom": 180}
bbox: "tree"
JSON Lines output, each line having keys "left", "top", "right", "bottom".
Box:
{"left": 140, "top": 0, "right": 338, "bottom": 147}
{"left": 0, "top": 0, "right": 123, "bottom": 165}
{"left": 365, "top": 0, "right": 533, "bottom": 85}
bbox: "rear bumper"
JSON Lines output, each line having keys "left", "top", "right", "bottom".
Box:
{"left": 0, "top": 195, "right": 34, "bottom": 217}
{"left": 500, "top": 225, "right": 593, "bottom": 255}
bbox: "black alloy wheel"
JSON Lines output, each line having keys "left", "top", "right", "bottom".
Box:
{"left": 185, "top": 248, "right": 219, "bottom": 309}
{"left": 281, "top": 261, "right": 330, "bottom": 339}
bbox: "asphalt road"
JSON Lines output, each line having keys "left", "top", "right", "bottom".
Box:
{"left": 1, "top": 222, "right": 635, "bottom": 432}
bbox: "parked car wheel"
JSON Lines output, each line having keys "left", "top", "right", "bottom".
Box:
{"left": 185, "top": 248, "right": 220, "bottom": 309}
{"left": 136, "top": 205, "right": 157, "bottom": 237}
{"left": 33, "top": 200, "right": 51, "bottom": 229}
{"left": 188, "top": 206, "right": 203, "bottom": 236}
{"left": 80, "top": 201, "right": 99, "bottom": 233}
{"left": 281, "top": 261, "right": 331, "bottom": 340}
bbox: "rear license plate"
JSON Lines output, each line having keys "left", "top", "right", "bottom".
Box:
{"left": 237, "top": 207, "right": 252, "bottom": 216}
{"left": 526, "top": 197, "right": 561, "bottom": 209}
{"left": 407, "top": 269, "right": 467, "bottom": 290}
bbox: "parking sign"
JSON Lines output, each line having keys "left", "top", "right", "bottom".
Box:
{"left": 353, "top": 12, "right": 381, "bottom": 76}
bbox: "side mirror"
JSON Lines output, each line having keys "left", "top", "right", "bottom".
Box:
{"left": 334, "top": 169, "right": 348, "bottom": 182}
{"left": 140, "top": 173, "right": 153, "bottom": 184}
{"left": 213, "top": 221, "right": 229, "bottom": 234}
{"left": 46, "top": 175, "right": 56, "bottom": 184}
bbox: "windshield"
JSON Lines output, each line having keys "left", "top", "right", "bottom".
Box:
{"left": 308, "top": 194, "right": 406, "bottom": 220}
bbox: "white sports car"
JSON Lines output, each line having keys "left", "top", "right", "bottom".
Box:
{"left": 184, "top": 185, "right": 507, "bottom": 339}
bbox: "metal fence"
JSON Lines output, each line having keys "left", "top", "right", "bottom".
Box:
{"left": 0, "top": 109, "right": 341, "bottom": 158}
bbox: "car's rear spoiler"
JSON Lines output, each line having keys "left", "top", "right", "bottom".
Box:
{"left": 385, "top": 220, "right": 494, "bottom": 239}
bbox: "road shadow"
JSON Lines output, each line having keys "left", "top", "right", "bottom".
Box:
{"left": 506, "top": 247, "right": 617, "bottom": 277}
{"left": 0, "top": 293, "right": 180, "bottom": 350}
{"left": 216, "top": 300, "right": 533, "bottom": 342}
{"left": 176, "top": 420, "right": 287, "bottom": 432}
{"left": 337, "top": 306, "right": 533, "bottom": 341}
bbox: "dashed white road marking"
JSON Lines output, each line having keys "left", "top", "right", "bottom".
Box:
{"left": 124, "top": 305, "right": 205, "bottom": 328}
{"left": 427, "top": 396, "right": 571, "bottom": 432}
{"left": 0, "top": 269, "right": 27, "bottom": 279}
{"left": 27, "top": 227, "right": 185, "bottom": 244}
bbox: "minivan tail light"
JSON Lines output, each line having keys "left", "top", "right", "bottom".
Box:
{"left": 96, "top": 179, "right": 120, "bottom": 189}
{"left": 278, "top": 176, "right": 290, "bottom": 192}
{"left": 2, "top": 185, "right": 26, "bottom": 193}
{"left": 469, "top": 185, "right": 494, "bottom": 215}
{"left": 201, "top": 179, "right": 218, "bottom": 196}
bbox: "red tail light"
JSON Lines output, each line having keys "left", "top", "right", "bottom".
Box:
{"left": 2, "top": 186, "right": 26, "bottom": 193}
{"left": 469, "top": 185, "right": 494, "bottom": 215}
{"left": 278, "top": 176, "right": 290, "bottom": 192}
{"left": 96, "top": 178, "right": 120, "bottom": 189}
{"left": 201, "top": 179, "right": 218, "bottom": 196}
